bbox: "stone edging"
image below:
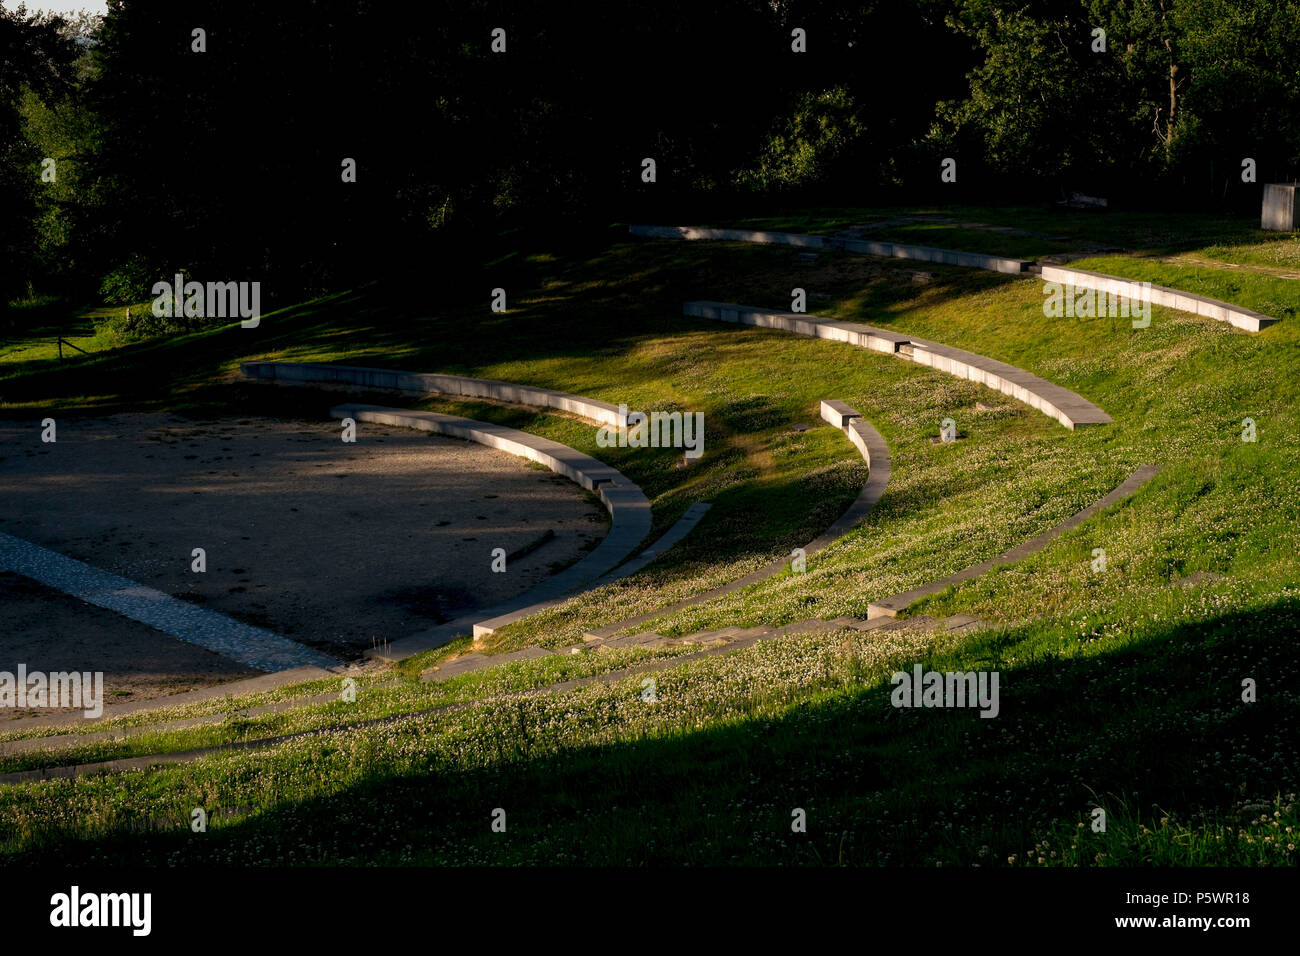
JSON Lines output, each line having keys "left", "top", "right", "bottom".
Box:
{"left": 631, "top": 224, "right": 1279, "bottom": 331}
{"left": 0, "top": 532, "right": 338, "bottom": 674}
{"left": 629, "top": 224, "right": 1030, "bottom": 274}
{"left": 329, "top": 404, "right": 652, "bottom": 656}
{"left": 1038, "top": 265, "right": 1278, "bottom": 332}
{"left": 242, "top": 361, "right": 631, "bottom": 428}
{"left": 462, "top": 502, "right": 715, "bottom": 640}
{"left": 582, "top": 401, "right": 889, "bottom": 641}
{"left": 686, "top": 301, "right": 1112, "bottom": 430}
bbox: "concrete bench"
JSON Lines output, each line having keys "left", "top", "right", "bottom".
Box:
{"left": 630, "top": 224, "right": 1030, "bottom": 274}
{"left": 328, "top": 404, "right": 655, "bottom": 651}
{"left": 582, "top": 406, "right": 891, "bottom": 642}
{"left": 820, "top": 399, "right": 862, "bottom": 428}
{"left": 242, "top": 362, "right": 631, "bottom": 427}
{"left": 1039, "top": 265, "right": 1278, "bottom": 332}
{"left": 686, "top": 301, "right": 1112, "bottom": 430}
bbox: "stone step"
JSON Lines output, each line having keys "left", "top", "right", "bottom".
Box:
{"left": 767, "top": 619, "right": 836, "bottom": 638}
{"left": 598, "top": 631, "right": 668, "bottom": 651}
{"left": 941, "top": 614, "right": 984, "bottom": 633}
{"left": 0, "top": 664, "right": 339, "bottom": 733}
{"left": 0, "top": 683, "right": 393, "bottom": 757}
{"left": 723, "top": 626, "right": 780, "bottom": 650}
{"left": 671, "top": 629, "right": 732, "bottom": 647}
{"left": 422, "top": 645, "right": 553, "bottom": 683}
{"left": 854, "top": 615, "right": 940, "bottom": 634}
{"left": 882, "top": 615, "right": 939, "bottom": 632}
{"left": 424, "top": 653, "right": 488, "bottom": 680}
{"left": 849, "top": 617, "right": 896, "bottom": 632}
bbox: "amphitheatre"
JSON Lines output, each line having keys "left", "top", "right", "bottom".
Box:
{"left": 1, "top": 203, "right": 1297, "bottom": 871}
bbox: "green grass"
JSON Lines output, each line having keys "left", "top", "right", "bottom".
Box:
{"left": 720, "top": 204, "right": 1300, "bottom": 274}
{"left": 0, "top": 209, "right": 1297, "bottom": 866}
{"left": 1067, "top": 255, "right": 1300, "bottom": 320}
{"left": 0, "top": 297, "right": 136, "bottom": 366}
{"left": 719, "top": 204, "right": 1265, "bottom": 255}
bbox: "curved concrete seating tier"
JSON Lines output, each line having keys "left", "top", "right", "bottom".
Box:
{"left": 244, "top": 366, "right": 714, "bottom": 657}
{"left": 243, "top": 361, "right": 631, "bottom": 428}
{"left": 333, "top": 401, "right": 650, "bottom": 570}
{"left": 590, "top": 502, "right": 712, "bottom": 584}
{"left": 629, "top": 225, "right": 1278, "bottom": 331}
{"left": 629, "top": 224, "right": 1030, "bottom": 274}
{"left": 330, "top": 404, "right": 655, "bottom": 658}
{"left": 1039, "top": 265, "right": 1278, "bottom": 332}
{"left": 467, "top": 502, "right": 713, "bottom": 640}
{"left": 582, "top": 402, "right": 890, "bottom": 642}
{"left": 686, "top": 301, "right": 1112, "bottom": 430}
{"left": 867, "top": 464, "right": 1160, "bottom": 618}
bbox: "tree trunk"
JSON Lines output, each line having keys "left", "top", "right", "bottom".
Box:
{"left": 1160, "top": 1, "right": 1177, "bottom": 161}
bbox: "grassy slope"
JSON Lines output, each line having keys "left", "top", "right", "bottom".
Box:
{"left": 0, "top": 298, "right": 145, "bottom": 366}
{"left": 1067, "top": 255, "right": 1300, "bottom": 320}
{"left": 723, "top": 205, "right": 1300, "bottom": 318}
{"left": 0, "top": 211, "right": 1297, "bottom": 866}
{"left": 723, "top": 204, "right": 1269, "bottom": 257}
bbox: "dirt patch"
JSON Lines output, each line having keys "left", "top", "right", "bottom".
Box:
{"left": 0, "top": 413, "right": 608, "bottom": 655}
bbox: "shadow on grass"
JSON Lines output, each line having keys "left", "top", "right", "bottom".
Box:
{"left": 7, "top": 596, "right": 1295, "bottom": 866}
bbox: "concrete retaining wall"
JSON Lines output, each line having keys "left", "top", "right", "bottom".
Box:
{"left": 243, "top": 362, "right": 630, "bottom": 427}
{"left": 629, "top": 224, "right": 1029, "bottom": 275}
{"left": 686, "top": 301, "right": 1112, "bottom": 430}
{"left": 1039, "top": 265, "right": 1277, "bottom": 332}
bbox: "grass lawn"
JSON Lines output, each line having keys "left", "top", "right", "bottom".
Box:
{"left": 0, "top": 210, "right": 1296, "bottom": 866}
{"left": 1066, "top": 255, "right": 1300, "bottom": 321}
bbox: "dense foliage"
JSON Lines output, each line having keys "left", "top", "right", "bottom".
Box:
{"left": 3, "top": 0, "right": 1298, "bottom": 307}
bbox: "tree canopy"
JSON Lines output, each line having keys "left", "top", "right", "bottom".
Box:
{"left": 3, "top": 0, "right": 1297, "bottom": 306}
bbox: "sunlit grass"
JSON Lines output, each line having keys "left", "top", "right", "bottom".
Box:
{"left": 0, "top": 214, "right": 1296, "bottom": 866}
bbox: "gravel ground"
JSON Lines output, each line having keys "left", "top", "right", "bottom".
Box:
{"left": 0, "top": 413, "right": 608, "bottom": 660}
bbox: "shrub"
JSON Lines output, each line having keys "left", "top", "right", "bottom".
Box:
{"left": 97, "top": 255, "right": 156, "bottom": 305}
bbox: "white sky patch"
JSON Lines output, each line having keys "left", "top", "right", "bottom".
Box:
{"left": 1, "top": 1, "right": 107, "bottom": 14}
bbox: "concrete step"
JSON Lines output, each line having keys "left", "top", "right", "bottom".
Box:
{"left": 878, "top": 615, "right": 939, "bottom": 632}
{"left": 767, "top": 618, "right": 836, "bottom": 638}
{"left": 598, "top": 631, "right": 668, "bottom": 651}
{"left": 672, "top": 629, "right": 732, "bottom": 647}
{"left": 849, "top": 617, "right": 896, "bottom": 632}
{"left": 722, "top": 626, "right": 779, "bottom": 650}
{"left": 0, "top": 683, "right": 401, "bottom": 757}
{"left": 423, "top": 653, "right": 488, "bottom": 681}
{"left": 852, "top": 615, "right": 941, "bottom": 634}
{"left": 0, "top": 665, "right": 339, "bottom": 733}
{"left": 422, "top": 645, "right": 553, "bottom": 683}
{"left": 941, "top": 614, "right": 985, "bottom": 633}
